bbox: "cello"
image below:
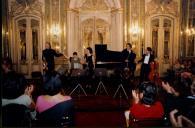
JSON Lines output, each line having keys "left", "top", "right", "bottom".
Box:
{"left": 149, "top": 61, "right": 159, "bottom": 82}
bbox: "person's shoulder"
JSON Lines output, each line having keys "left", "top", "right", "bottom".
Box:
{"left": 154, "top": 101, "right": 163, "bottom": 107}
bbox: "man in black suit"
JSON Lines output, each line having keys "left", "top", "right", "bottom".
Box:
{"left": 122, "top": 43, "right": 136, "bottom": 77}
{"left": 138, "top": 47, "right": 154, "bottom": 82}
{"left": 42, "top": 42, "right": 63, "bottom": 73}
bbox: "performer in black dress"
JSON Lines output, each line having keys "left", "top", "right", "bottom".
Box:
{"left": 42, "top": 42, "right": 63, "bottom": 73}
{"left": 122, "top": 43, "right": 136, "bottom": 77}
{"left": 85, "top": 47, "right": 95, "bottom": 76}
{"left": 138, "top": 47, "right": 154, "bottom": 82}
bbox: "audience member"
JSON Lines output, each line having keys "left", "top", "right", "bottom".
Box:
{"left": 36, "top": 72, "right": 72, "bottom": 114}
{"left": 170, "top": 109, "right": 195, "bottom": 127}
{"left": 173, "top": 59, "right": 182, "bottom": 76}
{"left": 2, "top": 73, "right": 36, "bottom": 118}
{"left": 124, "top": 82, "right": 164, "bottom": 127}
{"left": 2, "top": 58, "right": 15, "bottom": 81}
{"left": 161, "top": 78, "right": 195, "bottom": 124}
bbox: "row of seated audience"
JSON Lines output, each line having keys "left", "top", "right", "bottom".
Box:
{"left": 173, "top": 59, "right": 195, "bottom": 79}
{"left": 2, "top": 57, "right": 195, "bottom": 127}
{"left": 2, "top": 58, "right": 74, "bottom": 127}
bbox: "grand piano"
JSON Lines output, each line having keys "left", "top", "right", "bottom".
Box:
{"left": 95, "top": 44, "right": 124, "bottom": 69}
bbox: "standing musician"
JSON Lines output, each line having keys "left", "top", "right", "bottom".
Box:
{"left": 42, "top": 42, "right": 64, "bottom": 74}
{"left": 122, "top": 43, "right": 136, "bottom": 77}
{"left": 138, "top": 47, "right": 154, "bottom": 82}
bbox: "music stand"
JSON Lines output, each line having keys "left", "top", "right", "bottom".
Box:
{"left": 94, "top": 68, "right": 109, "bottom": 96}
{"left": 69, "top": 69, "right": 87, "bottom": 96}
{"left": 113, "top": 74, "right": 128, "bottom": 99}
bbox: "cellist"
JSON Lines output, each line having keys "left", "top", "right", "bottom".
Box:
{"left": 138, "top": 47, "right": 154, "bottom": 82}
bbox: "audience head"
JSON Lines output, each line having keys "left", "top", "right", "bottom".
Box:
{"left": 126, "top": 43, "right": 132, "bottom": 50}
{"left": 138, "top": 82, "right": 157, "bottom": 105}
{"left": 191, "top": 80, "right": 195, "bottom": 95}
{"left": 45, "top": 42, "right": 51, "bottom": 49}
{"left": 2, "top": 57, "right": 12, "bottom": 72}
{"left": 43, "top": 72, "right": 63, "bottom": 96}
{"left": 86, "top": 47, "right": 93, "bottom": 54}
{"left": 2, "top": 73, "right": 27, "bottom": 99}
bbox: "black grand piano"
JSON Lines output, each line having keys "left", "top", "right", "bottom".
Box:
{"left": 95, "top": 44, "right": 124, "bottom": 69}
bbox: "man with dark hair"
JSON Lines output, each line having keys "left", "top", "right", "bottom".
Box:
{"left": 42, "top": 42, "right": 64, "bottom": 73}
{"left": 138, "top": 47, "right": 154, "bottom": 82}
{"left": 122, "top": 43, "right": 136, "bottom": 77}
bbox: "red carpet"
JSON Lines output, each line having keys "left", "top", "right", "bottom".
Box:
{"left": 72, "top": 95, "right": 129, "bottom": 127}
{"left": 75, "top": 111, "right": 126, "bottom": 127}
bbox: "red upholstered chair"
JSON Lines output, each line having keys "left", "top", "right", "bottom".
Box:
{"left": 129, "top": 114, "right": 164, "bottom": 127}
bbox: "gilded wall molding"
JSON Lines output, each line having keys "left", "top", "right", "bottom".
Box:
{"left": 10, "top": 0, "right": 43, "bottom": 17}
{"left": 145, "top": 0, "right": 179, "bottom": 18}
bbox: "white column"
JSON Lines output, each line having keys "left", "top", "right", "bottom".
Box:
{"left": 67, "top": 10, "right": 79, "bottom": 57}
{"left": 26, "top": 18, "right": 32, "bottom": 76}
{"left": 111, "top": 10, "right": 123, "bottom": 51}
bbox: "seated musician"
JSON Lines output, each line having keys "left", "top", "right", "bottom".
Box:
{"left": 69, "top": 52, "right": 82, "bottom": 70}
{"left": 124, "top": 82, "right": 164, "bottom": 127}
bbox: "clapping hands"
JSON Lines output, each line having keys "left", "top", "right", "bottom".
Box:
{"left": 132, "top": 90, "right": 140, "bottom": 104}
{"left": 161, "top": 81, "right": 179, "bottom": 96}
{"left": 24, "top": 84, "right": 34, "bottom": 96}
{"left": 170, "top": 109, "right": 195, "bottom": 127}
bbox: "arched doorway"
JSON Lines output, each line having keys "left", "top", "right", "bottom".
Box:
{"left": 145, "top": 14, "right": 179, "bottom": 75}
{"left": 12, "top": 16, "right": 43, "bottom": 76}
{"left": 81, "top": 18, "right": 110, "bottom": 48}
{"left": 67, "top": 0, "right": 123, "bottom": 57}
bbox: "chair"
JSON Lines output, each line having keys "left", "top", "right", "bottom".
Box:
{"left": 2, "top": 104, "right": 31, "bottom": 127}
{"left": 36, "top": 99, "right": 75, "bottom": 127}
{"left": 129, "top": 115, "right": 164, "bottom": 127}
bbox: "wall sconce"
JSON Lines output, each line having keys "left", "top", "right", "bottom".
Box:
{"left": 50, "top": 24, "right": 61, "bottom": 37}
{"left": 185, "top": 28, "right": 195, "bottom": 36}
{"left": 130, "top": 24, "right": 141, "bottom": 36}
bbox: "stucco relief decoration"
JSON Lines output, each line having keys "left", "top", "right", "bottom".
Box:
{"left": 146, "top": 0, "right": 178, "bottom": 17}
{"left": 81, "top": 0, "right": 109, "bottom": 11}
{"left": 10, "top": 0, "right": 42, "bottom": 17}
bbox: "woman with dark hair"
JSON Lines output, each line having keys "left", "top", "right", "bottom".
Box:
{"left": 84, "top": 47, "right": 95, "bottom": 76}
{"left": 35, "top": 72, "right": 74, "bottom": 126}
{"left": 36, "top": 73, "right": 72, "bottom": 113}
{"left": 124, "top": 82, "right": 164, "bottom": 127}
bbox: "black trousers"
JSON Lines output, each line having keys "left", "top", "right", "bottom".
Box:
{"left": 140, "top": 63, "right": 150, "bottom": 82}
